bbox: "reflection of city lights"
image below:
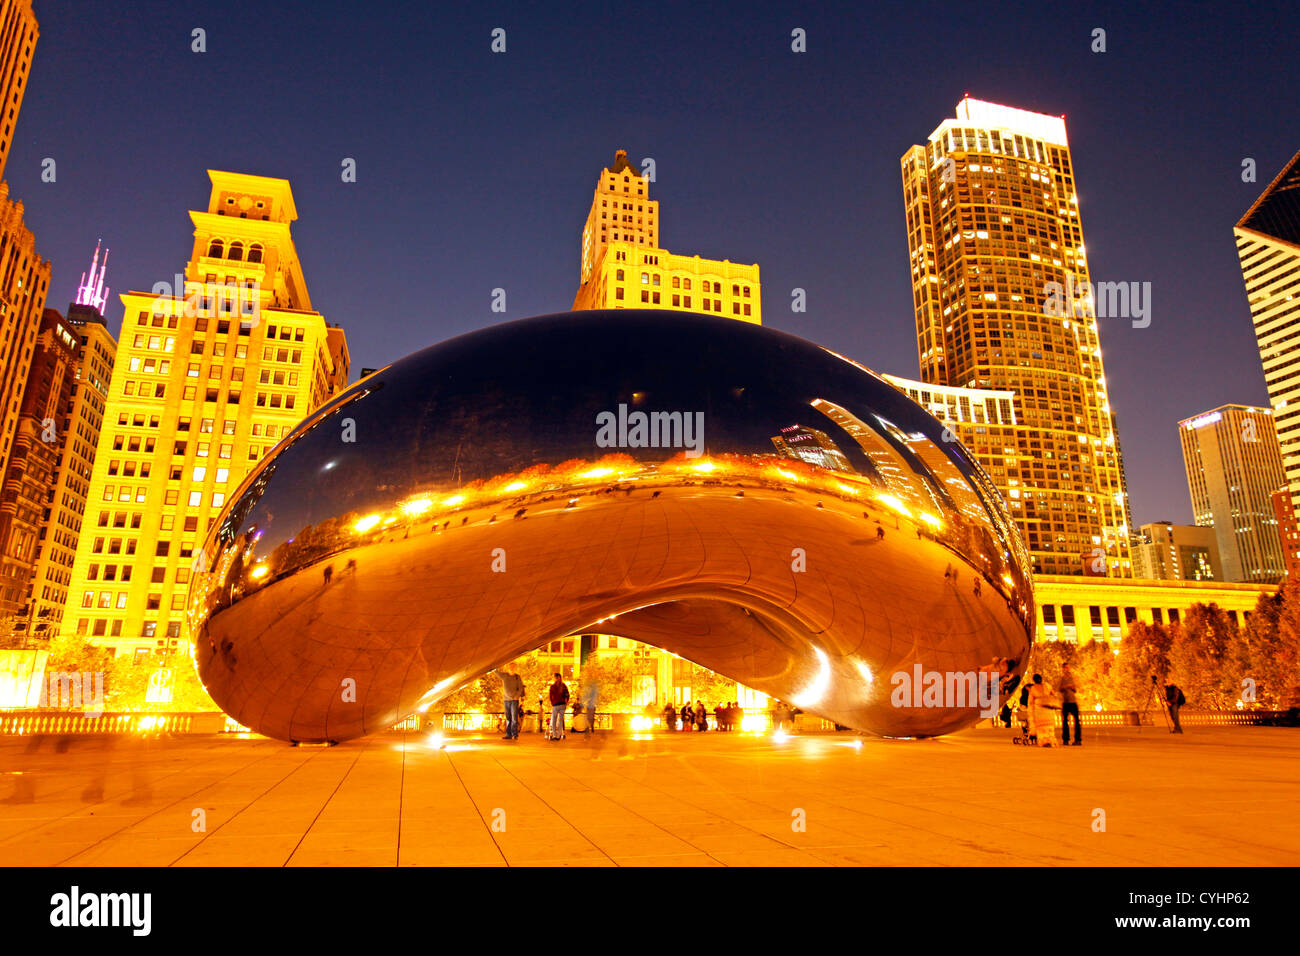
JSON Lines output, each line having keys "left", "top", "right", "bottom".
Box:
{"left": 1094, "top": 702, "right": 1103, "bottom": 712}
{"left": 581, "top": 467, "right": 614, "bottom": 479}
{"left": 875, "top": 493, "right": 912, "bottom": 517}
{"left": 427, "top": 732, "right": 445, "bottom": 749}
{"left": 249, "top": 565, "right": 269, "bottom": 580}
{"left": 773, "top": 727, "right": 789, "bottom": 742}
{"left": 918, "top": 512, "right": 943, "bottom": 530}
{"left": 630, "top": 715, "right": 654, "bottom": 731}
{"left": 791, "top": 645, "right": 831, "bottom": 708}
{"left": 740, "top": 713, "right": 766, "bottom": 733}
{"left": 401, "top": 497, "right": 433, "bottom": 516}
{"left": 855, "top": 660, "right": 874, "bottom": 685}
{"left": 441, "top": 494, "right": 465, "bottom": 507}
{"left": 353, "top": 514, "right": 382, "bottom": 533}
{"left": 836, "top": 482, "right": 860, "bottom": 496}
{"left": 692, "top": 460, "right": 715, "bottom": 473}
{"left": 504, "top": 481, "right": 528, "bottom": 492}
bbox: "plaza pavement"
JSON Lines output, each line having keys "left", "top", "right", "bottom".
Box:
{"left": 0, "top": 724, "right": 1295, "bottom": 866}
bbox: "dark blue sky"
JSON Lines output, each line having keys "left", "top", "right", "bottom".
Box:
{"left": 8, "top": 0, "right": 1298, "bottom": 526}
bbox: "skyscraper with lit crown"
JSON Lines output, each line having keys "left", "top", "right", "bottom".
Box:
{"left": 17, "top": 245, "right": 118, "bottom": 641}
{"left": 62, "top": 171, "right": 350, "bottom": 660}
{"left": 901, "top": 97, "right": 1130, "bottom": 576}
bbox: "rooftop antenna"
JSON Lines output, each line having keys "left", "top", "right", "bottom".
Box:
{"left": 75, "top": 239, "right": 110, "bottom": 314}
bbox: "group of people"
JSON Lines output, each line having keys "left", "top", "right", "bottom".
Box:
{"left": 995, "top": 662, "right": 1187, "bottom": 746}
{"left": 657, "top": 700, "right": 745, "bottom": 732}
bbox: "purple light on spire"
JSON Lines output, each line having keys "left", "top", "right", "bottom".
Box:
{"left": 76, "top": 240, "right": 110, "bottom": 314}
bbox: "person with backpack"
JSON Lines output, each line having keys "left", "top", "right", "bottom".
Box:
{"left": 548, "top": 672, "right": 570, "bottom": 740}
{"left": 1164, "top": 682, "right": 1186, "bottom": 734}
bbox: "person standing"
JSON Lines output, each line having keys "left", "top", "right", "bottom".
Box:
{"left": 548, "top": 672, "right": 570, "bottom": 740}
{"left": 680, "top": 701, "right": 694, "bottom": 732}
{"left": 1059, "top": 667, "right": 1081, "bottom": 746}
{"left": 499, "top": 664, "right": 524, "bottom": 740}
{"left": 1164, "top": 682, "right": 1186, "bottom": 734}
{"left": 1026, "top": 673, "right": 1058, "bottom": 747}
{"left": 694, "top": 700, "right": 708, "bottom": 732}
{"left": 662, "top": 701, "right": 678, "bottom": 731}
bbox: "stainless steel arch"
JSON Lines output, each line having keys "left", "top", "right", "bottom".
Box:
{"left": 188, "top": 311, "right": 1032, "bottom": 742}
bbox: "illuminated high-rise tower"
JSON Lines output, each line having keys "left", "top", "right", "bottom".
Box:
{"left": 0, "top": 182, "right": 51, "bottom": 506}
{"left": 1235, "top": 149, "right": 1300, "bottom": 516}
{"left": 901, "top": 97, "right": 1130, "bottom": 576}
{"left": 1179, "top": 404, "right": 1286, "bottom": 583}
{"left": 0, "top": 308, "right": 77, "bottom": 634}
{"left": 0, "top": 0, "right": 37, "bottom": 181}
{"left": 17, "top": 248, "right": 118, "bottom": 642}
{"left": 63, "top": 171, "right": 350, "bottom": 659}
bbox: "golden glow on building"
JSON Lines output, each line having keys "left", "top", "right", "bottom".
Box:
{"left": 573, "top": 150, "right": 760, "bottom": 323}
{"left": 1178, "top": 404, "right": 1286, "bottom": 583}
{"left": 62, "top": 171, "right": 349, "bottom": 659}
{"left": 0, "top": 0, "right": 37, "bottom": 181}
{"left": 1036, "top": 575, "right": 1273, "bottom": 646}
{"left": 1235, "top": 149, "right": 1300, "bottom": 517}
{"left": 901, "top": 97, "right": 1130, "bottom": 576}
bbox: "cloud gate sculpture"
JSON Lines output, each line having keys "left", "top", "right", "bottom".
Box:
{"left": 190, "top": 310, "right": 1033, "bottom": 743}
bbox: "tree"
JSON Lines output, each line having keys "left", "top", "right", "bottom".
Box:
{"left": 1072, "top": 638, "right": 1120, "bottom": 711}
{"left": 575, "top": 653, "right": 645, "bottom": 712}
{"left": 1168, "top": 603, "right": 1243, "bottom": 708}
{"left": 1241, "top": 582, "right": 1300, "bottom": 708}
{"left": 1114, "top": 620, "right": 1174, "bottom": 709}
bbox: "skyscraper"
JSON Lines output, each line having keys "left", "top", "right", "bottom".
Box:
{"left": 572, "top": 150, "right": 761, "bottom": 323}
{"left": 0, "top": 0, "right": 37, "bottom": 181}
{"left": 0, "top": 308, "right": 76, "bottom": 634}
{"left": 1179, "top": 404, "right": 1286, "bottom": 583}
{"left": 901, "top": 97, "right": 1130, "bottom": 576}
{"left": 62, "top": 171, "right": 349, "bottom": 659}
{"left": 1235, "top": 149, "right": 1300, "bottom": 515}
{"left": 22, "top": 250, "right": 118, "bottom": 642}
{"left": 0, "top": 181, "right": 50, "bottom": 496}
{"left": 1131, "top": 521, "right": 1221, "bottom": 582}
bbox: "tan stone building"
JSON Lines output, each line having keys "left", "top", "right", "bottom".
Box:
{"left": 0, "top": 0, "right": 37, "bottom": 181}
{"left": 63, "top": 171, "right": 349, "bottom": 661}
{"left": 572, "top": 150, "right": 760, "bottom": 324}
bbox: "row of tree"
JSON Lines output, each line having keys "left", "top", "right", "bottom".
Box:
{"left": 1030, "top": 582, "right": 1300, "bottom": 711}
{"left": 32, "top": 579, "right": 1300, "bottom": 715}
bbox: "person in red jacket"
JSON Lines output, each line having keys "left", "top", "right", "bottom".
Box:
{"left": 548, "top": 673, "right": 570, "bottom": 740}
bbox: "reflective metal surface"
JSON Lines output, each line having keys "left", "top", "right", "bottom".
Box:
{"left": 190, "top": 310, "right": 1033, "bottom": 742}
